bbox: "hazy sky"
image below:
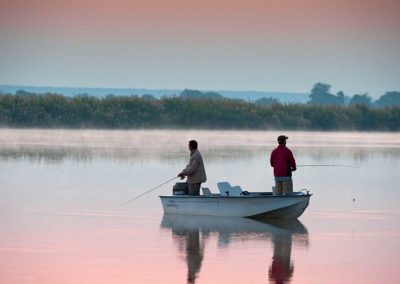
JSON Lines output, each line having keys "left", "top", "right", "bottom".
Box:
{"left": 0, "top": 0, "right": 399, "bottom": 97}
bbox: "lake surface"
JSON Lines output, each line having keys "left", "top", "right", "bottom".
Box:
{"left": 1, "top": 129, "right": 399, "bottom": 283}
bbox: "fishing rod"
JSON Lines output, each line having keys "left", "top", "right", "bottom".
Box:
{"left": 297, "top": 164, "right": 360, "bottom": 168}
{"left": 119, "top": 176, "right": 178, "bottom": 207}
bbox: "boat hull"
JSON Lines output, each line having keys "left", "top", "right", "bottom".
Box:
{"left": 159, "top": 194, "right": 311, "bottom": 219}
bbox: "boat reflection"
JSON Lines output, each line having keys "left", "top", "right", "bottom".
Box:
{"left": 161, "top": 215, "right": 309, "bottom": 283}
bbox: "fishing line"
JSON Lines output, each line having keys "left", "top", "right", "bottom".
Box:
{"left": 297, "top": 164, "right": 360, "bottom": 168}
{"left": 119, "top": 176, "right": 178, "bottom": 207}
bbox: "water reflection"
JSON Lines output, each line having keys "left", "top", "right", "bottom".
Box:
{"left": 0, "top": 129, "right": 399, "bottom": 164}
{"left": 161, "top": 215, "right": 309, "bottom": 283}
{"left": 267, "top": 219, "right": 308, "bottom": 284}
{"left": 0, "top": 145, "right": 259, "bottom": 164}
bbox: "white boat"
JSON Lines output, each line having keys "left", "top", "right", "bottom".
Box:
{"left": 159, "top": 182, "right": 312, "bottom": 219}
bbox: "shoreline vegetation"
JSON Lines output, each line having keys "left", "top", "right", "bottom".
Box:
{"left": 0, "top": 83, "right": 399, "bottom": 131}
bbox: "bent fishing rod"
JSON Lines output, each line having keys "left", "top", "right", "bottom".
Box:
{"left": 119, "top": 176, "right": 178, "bottom": 207}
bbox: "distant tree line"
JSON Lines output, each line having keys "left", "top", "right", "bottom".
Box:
{"left": 178, "top": 84, "right": 400, "bottom": 107}
{"left": 0, "top": 87, "right": 399, "bottom": 130}
{"left": 306, "top": 82, "right": 400, "bottom": 107}
{"left": 8, "top": 84, "right": 400, "bottom": 107}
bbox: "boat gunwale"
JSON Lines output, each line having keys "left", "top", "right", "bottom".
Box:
{"left": 159, "top": 194, "right": 312, "bottom": 199}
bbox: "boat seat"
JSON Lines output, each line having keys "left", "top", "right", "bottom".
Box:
{"left": 217, "top": 182, "right": 243, "bottom": 197}
{"left": 202, "top": 187, "right": 212, "bottom": 196}
{"left": 230, "top": 186, "right": 243, "bottom": 196}
{"left": 217, "top": 182, "right": 231, "bottom": 196}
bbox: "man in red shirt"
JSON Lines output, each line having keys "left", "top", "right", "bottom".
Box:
{"left": 270, "top": 135, "right": 297, "bottom": 195}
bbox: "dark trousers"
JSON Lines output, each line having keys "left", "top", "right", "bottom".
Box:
{"left": 188, "top": 183, "right": 201, "bottom": 196}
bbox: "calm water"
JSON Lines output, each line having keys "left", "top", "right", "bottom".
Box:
{"left": 0, "top": 129, "right": 399, "bottom": 284}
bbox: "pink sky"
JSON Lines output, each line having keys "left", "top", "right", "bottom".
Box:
{"left": 1, "top": 0, "right": 399, "bottom": 96}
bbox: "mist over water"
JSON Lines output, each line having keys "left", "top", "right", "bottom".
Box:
{"left": 0, "top": 129, "right": 399, "bottom": 283}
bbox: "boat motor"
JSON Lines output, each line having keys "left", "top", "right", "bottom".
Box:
{"left": 173, "top": 182, "right": 189, "bottom": 195}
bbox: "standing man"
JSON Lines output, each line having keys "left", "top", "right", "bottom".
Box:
{"left": 270, "top": 135, "right": 297, "bottom": 195}
{"left": 178, "top": 140, "right": 207, "bottom": 196}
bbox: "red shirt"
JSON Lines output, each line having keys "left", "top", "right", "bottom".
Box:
{"left": 270, "top": 145, "right": 296, "bottom": 177}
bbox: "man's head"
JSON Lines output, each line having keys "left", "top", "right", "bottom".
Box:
{"left": 277, "top": 135, "right": 288, "bottom": 145}
{"left": 189, "top": 140, "right": 198, "bottom": 151}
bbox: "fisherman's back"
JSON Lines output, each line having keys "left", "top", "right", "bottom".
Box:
{"left": 270, "top": 145, "right": 296, "bottom": 177}
{"left": 186, "top": 150, "right": 207, "bottom": 184}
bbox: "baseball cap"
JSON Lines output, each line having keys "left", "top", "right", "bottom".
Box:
{"left": 277, "top": 135, "right": 288, "bottom": 143}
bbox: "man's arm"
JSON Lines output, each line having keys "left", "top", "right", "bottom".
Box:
{"left": 289, "top": 151, "right": 296, "bottom": 171}
{"left": 180, "top": 158, "right": 200, "bottom": 176}
{"left": 270, "top": 151, "right": 274, "bottom": 167}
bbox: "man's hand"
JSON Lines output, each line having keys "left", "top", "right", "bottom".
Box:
{"left": 178, "top": 173, "right": 185, "bottom": 180}
{"left": 291, "top": 167, "right": 297, "bottom": 172}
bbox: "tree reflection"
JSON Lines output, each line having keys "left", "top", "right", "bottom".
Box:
{"left": 161, "top": 215, "right": 309, "bottom": 283}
